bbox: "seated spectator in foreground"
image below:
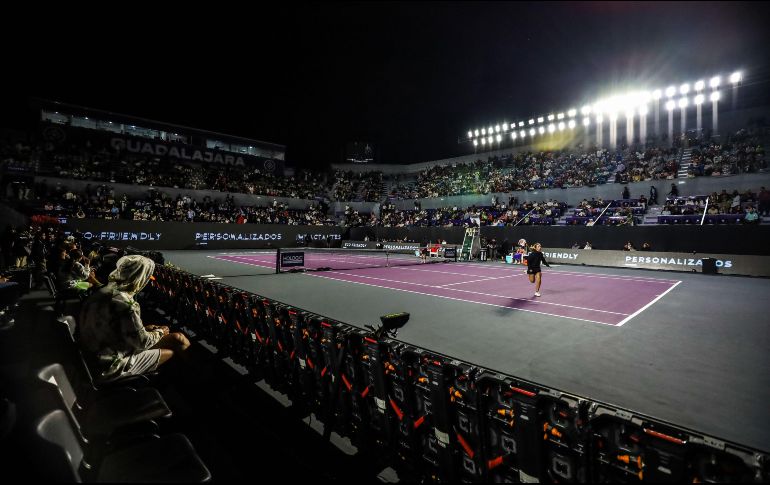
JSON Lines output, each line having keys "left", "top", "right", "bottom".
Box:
{"left": 57, "top": 249, "right": 96, "bottom": 292}
{"left": 583, "top": 242, "right": 592, "bottom": 250}
{"left": 743, "top": 206, "right": 760, "bottom": 225}
{"left": 623, "top": 241, "right": 636, "bottom": 251}
{"left": 79, "top": 255, "right": 190, "bottom": 383}
{"left": 641, "top": 242, "right": 652, "bottom": 251}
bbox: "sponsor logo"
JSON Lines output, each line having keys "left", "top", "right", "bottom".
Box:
{"left": 343, "top": 242, "right": 369, "bottom": 248}
{"left": 383, "top": 243, "right": 420, "bottom": 250}
{"left": 195, "top": 232, "right": 283, "bottom": 241}
{"left": 624, "top": 255, "right": 733, "bottom": 268}
{"left": 544, "top": 252, "right": 579, "bottom": 260}
{"left": 296, "top": 233, "right": 342, "bottom": 241}
{"left": 281, "top": 251, "right": 305, "bottom": 267}
{"left": 82, "top": 231, "right": 161, "bottom": 241}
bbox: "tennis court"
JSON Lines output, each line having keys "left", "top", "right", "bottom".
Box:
{"left": 160, "top": 248, "right": 770, "bottom": 453}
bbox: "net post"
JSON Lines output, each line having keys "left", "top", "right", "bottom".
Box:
{"left": 276, "top": 248, "right": 281, "bottom": 274}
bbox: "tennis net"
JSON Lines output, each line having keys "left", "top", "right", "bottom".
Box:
{"left": 276, "top": 246, "right": 458, "bottom": 273}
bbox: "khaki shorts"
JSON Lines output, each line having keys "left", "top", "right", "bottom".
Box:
{"left": 121, "top": 349, "right": 162, "bottom": 377}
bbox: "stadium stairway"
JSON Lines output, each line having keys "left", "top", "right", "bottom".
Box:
{"left": 678, "top": 148, "right": 693, "bottom": 178}
{"left": 643, "top": 205, "right": 662, "bottom": 224}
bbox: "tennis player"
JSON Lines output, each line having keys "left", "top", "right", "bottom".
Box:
{"left": 526, "top": 243, "right": 551, "bottom": 297}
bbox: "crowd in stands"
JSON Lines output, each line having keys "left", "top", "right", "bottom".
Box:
{"left": 660, "top": 187, "right": 768, "bottom": 224}
{"left": 401, "top": 145, "right": 681, "bottom": 199}
{"left": 26, "top": 182, "right": 335, "bottom": 225}
{"left": 333, "top": 170, "right": 383, "bottom": 202}
{"left": 343, "top": 198, "right": 568, "bottom": 228}
{"left": 686, "top": 129, "right": 766, "bottom": 177}
{"left": 1, "top": 134, "right": 331, "bottom": 200}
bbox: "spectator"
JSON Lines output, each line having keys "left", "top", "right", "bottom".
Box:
{"left": 743, "top": 206, "right": 760, "bottom": 225}
{"left": 669, "top": 183, "right": 679, "bottom": 197}
{"left": 622, "top": 186, "right": 630, "bottom": 200}
{"left": 759, "top": 186, "right": 770, "bottom": 217}
{"left": 583, "top": 242, "right": 592, "bottom": 250}
{"left": 641, "top": 242, "right": 652, "bottom": 251}
{"left": 623, "top": 241, "right": 636, "bottom": 251}
{"left": 649, "top": 185, "right": 658, "bottom": 205}
{"left": 79, "top": 255, "right": 190, "bottom": 383}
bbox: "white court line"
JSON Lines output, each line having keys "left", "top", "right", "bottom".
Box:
{"left": 438, "top": 274, "right": 522, "bottom": 287}
{"left": 211, "top": 255, "right": 274, "bottom": 270}
{"left": 323, "top": 270, "right": 629, "bottom": 316}
{"left": 447, "top": 261, "right": 680, "bottom": 283}
{"left": 615, "top": 280, "right": 682, "bottom": 327}
{"left": 390, "top": 262, "right": 675, "bottom": 285}
{"left": 307, "top": 273, "right": 617, "bottom": 327}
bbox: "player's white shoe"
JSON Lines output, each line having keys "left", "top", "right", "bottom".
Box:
{"left": 534, "top": 292, "right": 541, "bottom": 297}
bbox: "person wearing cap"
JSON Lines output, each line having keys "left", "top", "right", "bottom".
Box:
{"left": 79, "top": 255, "right": 190, "bottom": 382}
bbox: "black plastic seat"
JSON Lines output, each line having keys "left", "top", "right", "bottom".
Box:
{"left": 36, "top": 363, "right": 171, "bottom": 443}
{"left": 34, "top": 409, "right": 211, "bottom": 482}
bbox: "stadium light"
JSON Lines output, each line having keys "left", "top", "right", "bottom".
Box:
{"left": 730, "top": 71, "right": 742, "bottom": 84}
{"left": 568, "top": 109, "right": 577, "bottom": 117}
{"left": 665, "top": 100, "right": 676, "bottom": 111}
{"left": 568, "top": 119, "right": 576, "bottom": 129}
{"left": 481, "top": 128, "right": 486, "bottom": 135}
{"left": 529, "top": 119, "right": 535, "bottom": 125}
{"left": 557, "top": 113, "right": 565, "bottom": 120}
{"left": 468, "top": 131, "right": 473, "bottom": 138}
{"left": 583, "top": 117, "right": 590, "bottom": 126}
{"left": 496, "top": 134, "right": 502, "bottom": 142}
{"left": 665, "top": 86, "right": 676, "bottom": 98}
{"left": 710, "top": 76, "right": 721, "bottom": 88}
{"left": 538, "top": 126, "right": 545, "bottom": 134}
{"left": 581, "top": 105, "right": 591, "bottom": 115}
{"left": 488, "top": 136, "right": 494, "bottom": 144}
{"left": 495, "top": 125, "right": 501, "bottom": 133}
{"left": 481, "top": 138, "right": 486, "bottom": 145}
{"left": 473, "top": 139, "right": 478, "bottom": 146}
{"left": 639, "top": 105, "right": 649, "bottom": 116}
{"left": 502, "top": 123, "right": 508, "bottom": 131}
{"left": 547, "top": 114, "right": 555, "bottom": 121}
{"left": 680, "top": 83, "right": 690, "bottom": 95}
{"left": 488, "top": 126, "right": 494, "bottom": 134}
{"left": 694, "top": 94, "right": 705, "bottom": 105}
{"left": 548, "top": 124, "right": 555, "bottom": 133}
{"left": 474, "top": 129, "right": 479, "bottom": 137}
{"left": 625, "top": 108, "right": 635, "bottom": 118}
{"left": 537, "top": 117, "right": 544, "bottom": 123}
{"left": 520, "top": 129, "right": 526, "bottom": 137}
{"left": 558, "top": 121, "right": 565, "bottom": 131}
{"left": 511, "top": 132, "right": 517, "bottom": 140}
{"left": 529, "top": 128, "right": 536, "bottom": 136}
{"left": 519, "top": 121, "right": 525, "bottom": 127}
{"left": 694, "top": 80, "right": 705, "bottom": 91}
{"left": 710, "top": 91, "right": 720, "bottom": 102}
{"left": 652, "top": 89, "right": 662, "bottom": 100}
{"left": 678, "top": 97, "right": 688, "bottom": 108}
{"left": 609, "top": 112, "right": 618, "bottom": 121}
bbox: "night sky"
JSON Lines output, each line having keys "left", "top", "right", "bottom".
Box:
{"left": 2, "top": 1, "right": 769, "bottom": 167}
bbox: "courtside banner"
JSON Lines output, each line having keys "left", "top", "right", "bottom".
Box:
{"left": 280, "top": 251, "right": 305, "bottom": 267}
{"left": 65, "top": 220, "right": 347, "bottom": 250}
{"left": 540, "top": 249, "right": 770, "bottom": 277}
{"left": 341, "top": 240, "right": 421, "bottom": 251}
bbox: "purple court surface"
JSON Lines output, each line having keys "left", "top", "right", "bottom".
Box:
{"left": 212, "top": 252, "right": 680, "bottom": 327}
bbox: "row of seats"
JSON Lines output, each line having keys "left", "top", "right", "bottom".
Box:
{"left": 0, "top": 291, "right": 212, "bottom": 482}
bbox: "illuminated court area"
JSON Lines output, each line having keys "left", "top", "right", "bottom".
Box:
{"left": 163, "top": 249, "right": 770, "bottom": 452}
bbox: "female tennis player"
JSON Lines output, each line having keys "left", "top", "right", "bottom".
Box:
{"left": 526, "top": 243, "right": 551, "bottom": 297}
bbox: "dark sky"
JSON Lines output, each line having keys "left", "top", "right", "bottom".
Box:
{"left": 2, "top": 1, "right": 769, "bottom": 167}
